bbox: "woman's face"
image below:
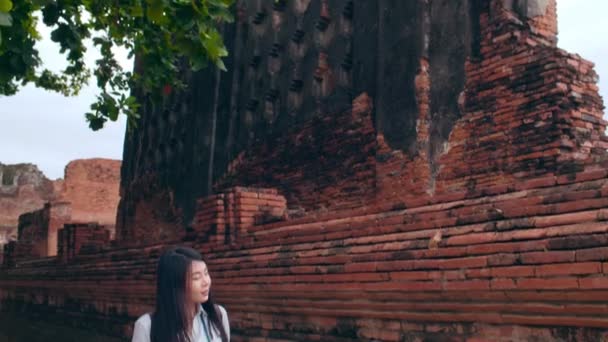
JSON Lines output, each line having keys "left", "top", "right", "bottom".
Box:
{"left": 189, "top": 260, "right": 211, "bottom": 304}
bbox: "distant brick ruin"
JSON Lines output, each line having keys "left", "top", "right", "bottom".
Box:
{"left": 0, "top": 163, "right": 56, "bottom": 248}
{"left": 0, "top": 159, "right": 120, "bottom": 266}
{"left": 2, "top": 0, "right": 608, "bottom": 341}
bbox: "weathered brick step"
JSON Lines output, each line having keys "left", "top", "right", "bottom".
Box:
{"left": 207, "top": 220, "right": 608, "bottom": 272}
{"left": 0, "top": 278, "right": 152, "bottom": 289}
{"left": 211, "top": 273, "right": 608, "bottom": 293}
{"left": 215, "top": 217, "right": 607, "bottom": 263}
{"left": 215, "top": 289, "right": 608, "bottom": 303}
{"left": 248, "top": 196, "right": 607, "bottom": 243}
{"left": 209, "top": 246, "right": 608, "bottom": 283}
{"left": 4, "top": 219, "right": 606, "bottom": 284}
{"left": 221, "top": 297, "right": 608, "bottom": 316}
{"left": 208, "top": 191, "right": 604, "bottom": 257}
{"left": 0, "top": 262, "right": 158, "bottom": 279}
{"left": 212, "top": 260, "right": 606, "bottom": 282}
{"left": 243, "top": 183, "right": 608, "bottom": 249}
{"left": 212, "top": 270, "right": 608, "bottom": 289}
{"left": 229, "top": 315, "right": 397, "bottom": 342}
{"left": 239, "top": 175, "right": 605, "bottom": 234}
{"left": 224, "top": 304, "right": 608, "bottom": 329}
{"left": 0, "top": 246, "right": 167, "bottom": 278}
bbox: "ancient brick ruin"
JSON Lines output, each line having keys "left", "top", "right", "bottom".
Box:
{"left": 1, "top": 159, "right": 120, "bottom": 266}
{"left": 58, "top": 159, "right": 122, "bottom": 227}
{"left": 0, "top": 163, "right": 57, "bottom": 251}
{"left": 2, "top": 0, "right": 608, "bottom": 341}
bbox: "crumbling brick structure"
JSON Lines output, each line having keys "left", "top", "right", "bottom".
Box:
{"left": 1, "top": 159, "right": 120, "bottom": 266}
{"left": 57, "top": 223, "right": 112, "bottom": 263}
{"left": 191, "top": 187, "right": 287, "bottom": 244}
{"left": 1, "top": 0, "right": 608, "bottom": 341}
{"left": 0, "top": 163, "right": 57, "bottom": 249}
{"left": 14, "top": 202, "right": 71, "bottom": 260}
{"left": 57, "top": 159, "right": 121, "bottom": 229}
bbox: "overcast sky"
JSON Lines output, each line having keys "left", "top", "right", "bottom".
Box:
{"left": 0, "top": 0, "right": 607, "bottom": 180}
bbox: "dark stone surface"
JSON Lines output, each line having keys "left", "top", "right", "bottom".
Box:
{"left": 428, "top": 0, "right": 478, "bottom": 167}
{"left": 374, "top": 0, "right": 423, "bottom": 153}
{"left": 119, "top": 0, "right": 483, "bottom": 233}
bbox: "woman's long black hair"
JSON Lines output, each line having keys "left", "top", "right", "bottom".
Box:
{"left": 150, "top": 246, "right": 228, "bottom": 342}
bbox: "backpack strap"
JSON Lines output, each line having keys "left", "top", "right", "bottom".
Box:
{"left": 200, "top": 313, "right": 212, "bottom": 342}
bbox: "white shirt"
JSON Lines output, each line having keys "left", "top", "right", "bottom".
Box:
{"left": 131, "top": 305, "right": 230, "bottom": 342}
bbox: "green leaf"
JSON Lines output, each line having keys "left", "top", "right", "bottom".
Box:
{"left": 215, "top": 58, "right": 226, "bottom": 71}
{"left": 0, "top": 12, "right": 12, "bottom": 26}
{"left": 201, "top": 29, "right": 228, "bottom": 63}
{"left": 146, "top": 1, "right": 166, "bottom": 24}
{"left": 0, "top": 0, "right": 235, "bottom": 131}
{"left": 86, "top": 113, "right": 106, "bottom": 131}
{"left": 129, "top": 3, "right": 143, "bottom": 17}
{"left": 191, "top": 56, "right": 208, "bottom": 71}
{"left": 31, "top": 0, "right": 52, "bottom": 6}
{"left": 0, "top": 0, "right": 12, "bottom": 12}
{"left": 41, "top": 2, "right": 60, "bottom": 26}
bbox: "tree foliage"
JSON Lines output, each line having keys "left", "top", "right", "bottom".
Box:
{"left": 0, "top": 0, "right": 234, "bottom": 130}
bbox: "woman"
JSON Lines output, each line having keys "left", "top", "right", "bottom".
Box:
{"left": 132, "top": 246, "right": 230, "bottom": 342}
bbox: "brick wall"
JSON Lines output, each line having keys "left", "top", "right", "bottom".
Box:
{"left": 57, "top": 159, "right": 121, "bottom": 227}
{"left": 206, "top": 175, "right": 608, "bottom": 341}
{"left": 376, "top": 0, "right": 606, "bottom": 205}
{"left": 57, "top": 223, "right": 112, "bottom": 263}
{"left": 191, "top": 187, "right": 287, "bottom": 244}
{"left": 215, "top": 95, "right": 376, "bottom": 213}
{"left": 2, "top": 173, "right": 608, "bottom": 340}
{"left": 1, "top": 159, "right": 120, "bottom": 266}
{"left": 1, "top": 0, "right": 608, "bottom": 341}
{"left": 0, "top": 163, "right": 56, "bottom": 249}
{"left": 11, "top": 202, "right": 71, "bottom": 260}
{"left": 116, "top": 174, "right": 184, "bottom": 245}
{"left": 0, "top": 159, "right": 120, "bottom": 256}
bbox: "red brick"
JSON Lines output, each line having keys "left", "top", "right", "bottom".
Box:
{"left": 516, "top": 277, "right": 579, "bottom": 290}
{"left": 447, "top": 233, "right": 496, "bottom": 246}
{"left": 514, "top": 176, "right": 556, "bottom": 190}
{"left": 533, "top": 211, "right": 599, "bottom": 228}
{"left": 376, "top": 260, "right": 415, "bottom": 272}
{"left": 389, "top": 271, "right": 441, "bottom": 281}
{"left": 520, "top": 251, "right": 575, "bottom": 264}
{"left": 443, "top": 279, "right": 490, "bottom": 291}
{"left": 505, "top": 290, "right": 608, "bottom": 303}
{"left": 442, "top": 256, "right": 488, "bottom": 269}
{"left": 462, "top": 268, "right": 489, "bottom": 279}
{"left": 491, "top": 278, "right": 517, "bottom": 290}
{"left": 579, "top": 277, "right": 608, "bottom": 289}
{"left": 535, "top": 262, "right": 601, "bottom": 277}
{"left": 442, "top": 270, "right": 467, "bottom": 280}
{"left": 575, "top": 169, "right": 608, "bottom": 183}
{"left": 576, "top": 247, "right": 608, "bottom": 262}
{"left": 342, "top": 262, "right": 376, "bottom": 273}
{"left": 491, "top": 266, "right": 535, "bottom": 278}
{"left": 502, "top": 314, "right": 608, "bottom": 330}
{"left": 488, "top": 253, "right": 519, "bottom": 266}
{"left": 363, "top": 281, "right": 442, "bottom": 292}
{"left": 322, "top": 272, "right": 388, "bottom": 283}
